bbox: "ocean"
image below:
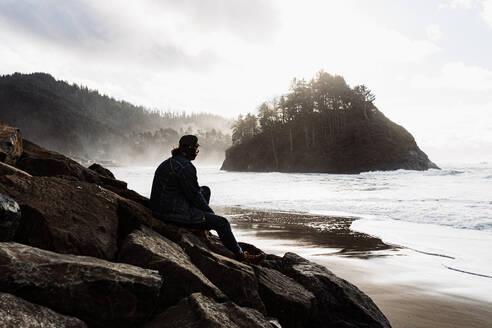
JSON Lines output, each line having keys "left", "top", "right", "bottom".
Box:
{"left": 112, "top": 162, "right": 492, "bottom": 282}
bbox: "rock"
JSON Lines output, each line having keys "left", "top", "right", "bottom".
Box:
{"left": 16, "top": 140, "right": 150, "bottom": 207}
{"left": 118, "top": 226, "right": 225, "bottom": 309}
{"left": 0, "top": 242, "right": 162, "bottom": 328}
{"left": 254, "top": 266, "right": 317, "bottom": 328}
{"left": 0, "top": 292, "right": 87, "bottom": 328}
{"left": 281, "top": 253, "right": 391, "bottom": 328}
{"left": 142, "top": 293, "right": 279, "bottom": 328}
{"left": 0, "top": 124, "right": 22, "bottom": 165}
{"left": 185, "top": 244, "right": 266, "bottom": 313}
{"left": 0, "top": 174, "right": 119, "bottom": 260}
{"left": 104, "top": 183, "right": 150, "bottom": 208}
{"left": 16, "top": 139, "right": 102, "bottom": 183}
{"left": 0, "top": 193, "right": 21, "bottom": 241}
{"left": 260, "top": 254, "right": 284, "bottom": 272}
{"left": 88, "top": 163, "right": 115, "bottom": 179}
{"left": 0, "top": 161, "right": 31, "bottom": 177}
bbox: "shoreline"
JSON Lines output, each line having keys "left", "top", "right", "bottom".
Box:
{"left": 216, "top": 206, "right": 492, "bottom": 328}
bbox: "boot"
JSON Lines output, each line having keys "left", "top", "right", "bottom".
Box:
{"left": 239, "top": 251, "right": 266, "bottom": 265}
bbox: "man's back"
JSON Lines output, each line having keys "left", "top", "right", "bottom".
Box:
{"left": 150, "top": 154, "right": 212, "bottom": 223}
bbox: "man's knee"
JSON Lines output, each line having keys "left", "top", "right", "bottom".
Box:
{"left": 206, "top": 213, "right": 230, "bottom": 230}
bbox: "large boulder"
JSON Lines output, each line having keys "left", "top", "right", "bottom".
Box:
{"left": 15, "top": 140, "right": 150, "bottom": 207}
{"left": 0, "top": 193, "right": 21, "bottom": 241}
{"left": 142, "top": 293, "right": 279, "bottom": 328}
{"left": 184, "top": 243, "right": 266, "bottom": 313}
{"left": 0, "top": 242, "right": 162, "bottom": 328}
{"left": 88, "top": 163, "right": 115, "bottom": 179}
{"left": 0, "top": 292, "right": 87, "bottom": 328}
{"left": 118, "top": 225, "right": 225, "bottom": 309}
{"left": 281, "top": 253, "right": 391, "bottom": 328}
{"left": 0, "top": 174, "right": 120, "bottom": 260}
{"left": 254, "top": 266, "right": 317, "bottom": 328}
{"left": 16, "top": 139, "right": 101, "bottom": 183}
{"left": 0, "top": 124, "right": 22, "bottom": 165}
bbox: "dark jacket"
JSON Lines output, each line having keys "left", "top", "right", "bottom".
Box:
{"left": 150, "top": 154, "right": 213, "bottom": 224}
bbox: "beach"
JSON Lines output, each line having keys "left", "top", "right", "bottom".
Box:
{"left": 217, "top": 207, "right": 492, "bottom": 328}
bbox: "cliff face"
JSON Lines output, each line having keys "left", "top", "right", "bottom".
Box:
{"left": 0, "top": 123, "right": 391, "bottom": 327}
{"left": 222, "top": 107, "right": 438, "bottom": 174}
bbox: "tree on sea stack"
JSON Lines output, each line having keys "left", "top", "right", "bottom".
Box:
{"left": 221, "top": 70, "right": 439, "bottom": 174}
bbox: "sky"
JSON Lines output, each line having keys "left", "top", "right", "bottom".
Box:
{"left": 0, "top": 0, "right": 491, "bottom": 163}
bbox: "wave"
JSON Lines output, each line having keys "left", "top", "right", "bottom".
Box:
{"left": 443, "top": 265, "right": 492, "bottom": 279}
{"left": 433, "top": 169, "right": 465, "bottom": 176}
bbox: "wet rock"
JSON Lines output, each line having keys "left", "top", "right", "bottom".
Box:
{"left": 0, "top": 124, "right": 22, "bottom": 165}
{"left": 88, "top": 163, "right": 115, "bottom": 179}
{"left": 16, "top": 139, "right": 101, "bottom": 183}
{"left": 185, "top": 244, "right": 266, "bottom": 313}
{"left": 0, "top": 292, "right": 87, "bottom": 328}
{"left": 0, "top": 174, "right": 119, "bottom": 260}
{"left": 0, "top": 242, "right": 162, "bottom": 328}
{"left": 254, "top": 266, "right": 317, "bottom": 328}
{"left": 0, "top": 193, "right": 21, "bottom": 241}
{"left": 118, "top": 225, "right": 225, "bottom": 309}
{"left": 142, "top": 293, "right": 278, "bottom": 328}
{"left": 281, "top": 252, "right": 391, "bottom": 328}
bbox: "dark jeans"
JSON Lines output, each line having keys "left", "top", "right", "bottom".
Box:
{"left": 182, "top": 186, "right": 242, "bottom": 255}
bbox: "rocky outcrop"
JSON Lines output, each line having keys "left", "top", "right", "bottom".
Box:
{"left": 89, "top": 163, "right": 116, "bottom": 179}
{"left": 0, "top": 124, "right": 22, "bottom": 165}
{"left": 16, "top": 139, "right": 149, "bottom": 207}
{"left": 16, "top": 139, "right": 102, "bottom": 183}
{"left": 185, "top": 243, "right": 266, "bottom": 313}
{"left": 143, "top": 293, "right": 279, "bottom": 328}
{"left": 0, "top": 124, "right": 392, "bottom": 327}
{"left": 280, "top": 252, "right": 391, "bottom": 328}
{"left": 254, "top": 266, "right": 317, "bottom": 328}
{"left": 0, "top": 292, "right": 87, "bottom": 328}
{"left": 0, "top": 174, "right": 120, "bottom": 260}
{"left": 222, "top": 108, "right": 439, "bottom": 174}
{"left": 0, "top": 242, "right": 162, "bottom": 328}
{"left": 0, "top": 194, "right": 20, "bottom": 241}
{"left": 118, "top": 225, "right": 225, "bottom": 309}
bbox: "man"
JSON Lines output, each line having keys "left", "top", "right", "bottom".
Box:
{"left": 150, "top": 135, "right": 265, "bottom": 264}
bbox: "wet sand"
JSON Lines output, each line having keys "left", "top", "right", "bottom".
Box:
{"left": 216, "top": 207, "right": 492, "bottom": 328}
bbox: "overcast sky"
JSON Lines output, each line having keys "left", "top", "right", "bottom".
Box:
{"left": 1, "top": 0, "right": 491, "bottom": 163}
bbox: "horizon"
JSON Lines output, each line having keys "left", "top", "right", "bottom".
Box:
{"left": 1, "top": 0, "right": 492, "bottom": 163}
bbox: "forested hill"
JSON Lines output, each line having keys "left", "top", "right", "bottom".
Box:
{"left": 0, "top": 73, "right": 231, "bottom": 164}
{"left": 221, "top": 71, "right": 438, "bottom": 173}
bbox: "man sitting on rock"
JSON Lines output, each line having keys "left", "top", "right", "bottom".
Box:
{"left": 150, "top": 135, "right": 265, "bottom": 264}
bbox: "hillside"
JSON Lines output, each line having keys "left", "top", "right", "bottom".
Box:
{"left": 0, "top": 73, "right": 231, "bottom": 164}
{"left": 221, "top": 71, "right": 438, "bottom": 173}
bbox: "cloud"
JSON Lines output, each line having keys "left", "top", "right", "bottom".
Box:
{"left": 151, "top": 0, "right": 280, "bottom": 43}
{"left": 0, "top": 0, "right": 110, "bottom": 47}
{"left": 426, "top": 24, "right": 442, "bottom": 41}
{"left": 411, "top": 62, "right": 492, "bottom": 91}
{"left": 439, "top": 0, "right": 476, "bottom": 10}
{"left": 481, "top": 0, "right": 492, "bottom": 27}
{"left": 439, "top": 0, "right": 492, "bottom": 29}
